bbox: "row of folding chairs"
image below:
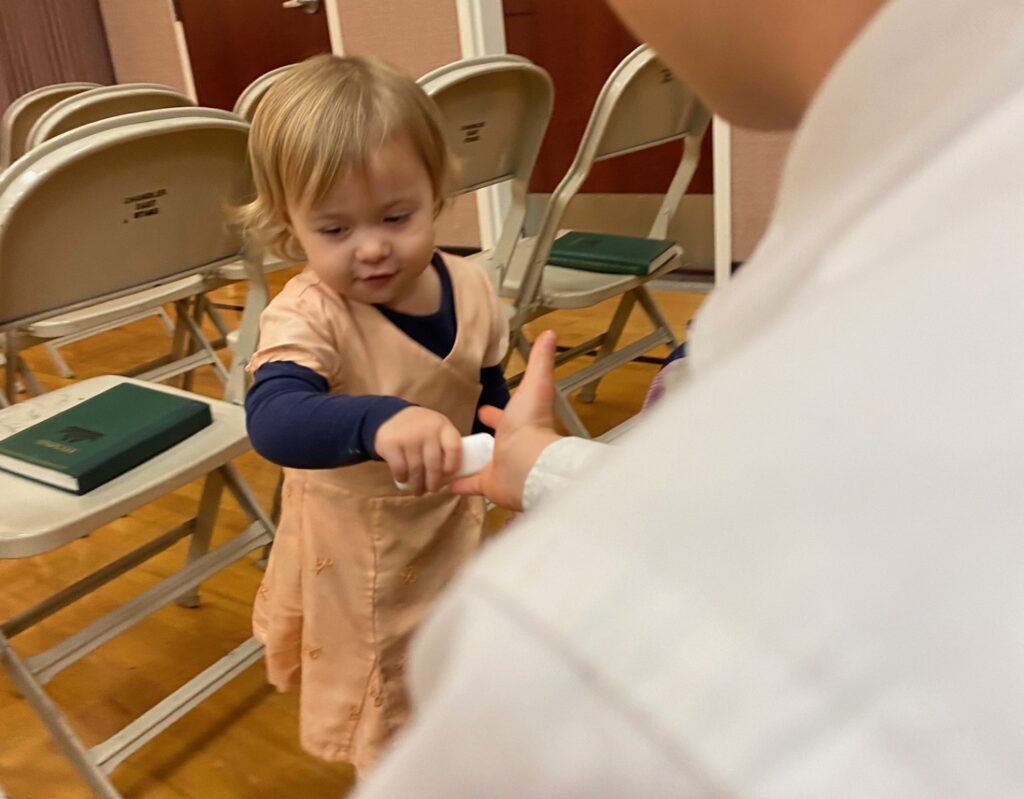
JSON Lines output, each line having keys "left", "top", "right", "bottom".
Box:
{"left": 419, "top": 47, "right": 713, "bottom": 438}
{"left": 2, "top": 48, "right": 711, "bottom": 436}
{"left": 0, "top": 69, "right": 344, "bottom": 798}
{"left": 0, "top": 111, "right": 275, "bottom": 798}
{"left": 0, "top": 77, "right": 287, "bottom": 403}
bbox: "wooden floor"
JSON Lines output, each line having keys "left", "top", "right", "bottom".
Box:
{"left": 0, "top": 267, "right": 705, "bottom": 799}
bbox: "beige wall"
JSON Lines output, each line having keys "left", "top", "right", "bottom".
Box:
{"left": 97, "top": 0, "right": 190, "bottom": 94}
{"left": 98, "top": 0, "right": 479, "bottom": 247}
{"left": 330, "top": 0, "right": 462, "bottom": 78}
{"left": 330, "top": 0, "right": 479, "bottom": 247}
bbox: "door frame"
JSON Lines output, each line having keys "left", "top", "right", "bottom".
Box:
{"left": 455, "top": 0, "right": 510, "bottom": 249}
{"left": 712, "top": 117, "right": 732, "bottom": 285}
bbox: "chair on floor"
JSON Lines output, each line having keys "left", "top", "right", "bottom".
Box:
{"left": 0, "top": 107, "right": 261, "bottom": 400}
{"left": 0, "top": 115, "right": 273, "bottom": 799}
{"left": 418, "top": 54, "right": 553, "bottom": 293}
{"left": 0, "top": 82, "right": 101, "bottom": 170}
{"left": 24, "top": 83, "right": 194, "bottom": 151}
{"left": 501, "top": 45, "right": 712, "bottom": 437}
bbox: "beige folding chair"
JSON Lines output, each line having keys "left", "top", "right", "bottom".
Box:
{"left": 232, "top": 63, "right": 296, "bottom": 121}
{"left": 417, "top": 54, "right": 553, "bottom": 293}
{"left": 0, "top": 107, "right": 259, "bottom": 398}
{"left": 0, "top": 117, "right": 272, "bottom": 799}
{"left": 0, "top": 82, "right": 101, "bottom": 169}
{"left": 502, "top": 45, "right": 712, "bottom": 437}
{"left": 25, "top": 83, "right": 194, "bottom": 151}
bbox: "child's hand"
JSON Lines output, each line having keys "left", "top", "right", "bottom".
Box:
{"left": 375, "top": 407, "right": 463, "bottom": 495}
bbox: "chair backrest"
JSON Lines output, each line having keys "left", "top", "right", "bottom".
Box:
{"left": 232, "top": 64, "right": 296, "bottom": 121}
{"left": 1, "top": 82, "right": 101, "bottom": 168}
{"left": 516, "top": 45, "right": 712, "bottom": 312}
{"left": 25, "top": 84, "right": 195, "bottom": 151}
{"left": 0, "top": 117, "right": 252, "bottom": 330}
{"left": 0, "top": 107, "right": 242, "bottom": 200}
{"left": 418, "top": 55, "right": 553, "bottom": 286}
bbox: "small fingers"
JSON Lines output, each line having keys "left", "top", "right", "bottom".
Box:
{"left": 422, "top": 437, "right": 444, "bottom": 494}
{"left": 440, "top": 425, "right": 463, "bottom": 478}
{"left": 403, "top": 444, "right": 425, "bottom": 495}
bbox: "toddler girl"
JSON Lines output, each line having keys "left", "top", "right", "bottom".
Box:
{"left": 239, "top": 54, "right": 509, "bottom": 774}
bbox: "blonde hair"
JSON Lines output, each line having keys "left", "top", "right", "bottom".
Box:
{"left": 237, "top": 54, "right": 452, "bottom": 262}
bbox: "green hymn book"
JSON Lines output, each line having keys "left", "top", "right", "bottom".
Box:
{"left": 0, "top": 383, "right": 212, "bottom": 494}
{"left": 548, "top": 230, "right": 679, "bottom": 276}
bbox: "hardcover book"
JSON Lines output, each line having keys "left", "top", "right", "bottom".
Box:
{"left": 0, "top": 383, "right": 212, "bottom": 494}
{"left": 548, "top": 230, "right": 679, "bottom": 275}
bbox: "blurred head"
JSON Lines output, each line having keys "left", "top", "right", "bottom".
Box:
{"left": 606, "top": 0, "right": 887, "bottom": 129}
{"left": 239, "top": 54, "right": 451, "bottom": 263}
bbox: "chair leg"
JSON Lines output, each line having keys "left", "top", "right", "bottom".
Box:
{"left": 200, "top": 297, "right": 232, "bottom": 341}
{"left": 515, "top": 333, "right": 593, "bottom": 438}
{"left": 0, "top": 631, "right": 123, "bottom": 799}
{"left": 256, "top": 470, "right": 284, "bottom": 571}
{"left": 634, "top": 285, "right": 680, "bottom": 350}
{"left": 577, "top": 292, "right": 637, "bottom": 404}
{"left": 156, "top": 305, "right": 175, "bottom": 334}
{"left": 43, "top": 342, "right": 76, "bottom": 379}
{"left": 176, "top": 469, "right": 225, "bottom": 608}
{"left": 168, "top": 300, "right": 191, "bottom": 387}
{"left": 554, "top": 385, "right": 592, "bottom": 438}
{"left": 181, "top": 297, "right": 206, "bottom": 393}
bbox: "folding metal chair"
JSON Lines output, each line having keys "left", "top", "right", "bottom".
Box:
{"left": 0, "top": 82, "right": 101, "bottom": 170}
{"left": 0, "top": 116, "right": 272, "bottom": 799}
{"left": 418, "top": 54, "right": 553, "bottom": 292}
{"left": 501, "top": 45, "right": 712, "bottom": 437}
{"left": 25, "top": 83, "right": 194, "bottom": 151}
{"left": 1, "top": 107, "right": 259, "bottom": 395}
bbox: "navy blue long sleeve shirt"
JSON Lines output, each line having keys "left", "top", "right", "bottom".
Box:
{"left": 246, "top": 257, "right": 509, "bottom": 469}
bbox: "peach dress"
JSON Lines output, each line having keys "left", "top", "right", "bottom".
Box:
{"left": 248, "top": 253, "right": 507, "bottom": 773}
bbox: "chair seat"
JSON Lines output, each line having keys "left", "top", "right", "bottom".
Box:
{"left": 0, "top": 376, "right": 250, "bottom": 558}
{"left": 492, "top": 236, "right": 682, "bottom": 310}
{"left": 212, "top": 254, "right": 291, "bottom": 282}
{"left": 22, "top": 276, "right": 206, "bottom": 339}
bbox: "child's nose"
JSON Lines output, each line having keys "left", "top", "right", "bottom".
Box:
{"left": 355, "top": 234, "right": 390, "bottom": 263}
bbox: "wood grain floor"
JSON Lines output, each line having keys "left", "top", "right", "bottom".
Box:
{"left": 0, "top": 267, "right": 705, "bottom": 799}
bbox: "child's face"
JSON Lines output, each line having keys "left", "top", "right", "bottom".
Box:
{"left": 287, "top": 136, "right": 438, "bottom": 309}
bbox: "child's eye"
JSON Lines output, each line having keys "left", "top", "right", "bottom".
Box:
{"left": 384, "top": 213, "right": 410, "bottom": 225}
{"left": 319, "top": 226, "right": 349, "bottom": 237}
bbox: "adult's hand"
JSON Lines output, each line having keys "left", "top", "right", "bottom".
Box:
{"left": 452, "top": 330, "right": 563, "bottom": 510}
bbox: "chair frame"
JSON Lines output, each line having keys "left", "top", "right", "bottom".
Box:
{"left": 1, "top": 107, "right": 257, "bottom": 401}
{"left": 232, "top": 63, "right": 296, "bottom": 121}
{"left": 24, "top": 83, "right": 194, "bottom": 152}
{"left": 418, "top": 54, "right": 553, "bottom": 293}
{"left": 0, "top": 82, "right": 101, "bottom": 169}
{"left": 507, "top": 46, "right": 712, "bottom": 437}
{"left": 0, "top": 117, "right": 272, "bottom": 799}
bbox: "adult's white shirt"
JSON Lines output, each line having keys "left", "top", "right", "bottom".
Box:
{"left": 356, "top": 0, "right": 1024, "bottom": 794}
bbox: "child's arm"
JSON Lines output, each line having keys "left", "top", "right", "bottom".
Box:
{"left": 245, "top": 361, "right": 412, "bottom": 468}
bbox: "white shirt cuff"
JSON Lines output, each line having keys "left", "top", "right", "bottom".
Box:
{"left": 522, "top": 436, "right": 607, "bottom": 511}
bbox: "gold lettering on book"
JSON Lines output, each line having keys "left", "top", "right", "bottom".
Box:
{"left": 37, "top": 439, "right": 77, "bottom": 454}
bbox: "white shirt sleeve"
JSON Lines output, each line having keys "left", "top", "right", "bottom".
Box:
{"left": 522, "top": 436, "right": 607, "bottom": 511}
